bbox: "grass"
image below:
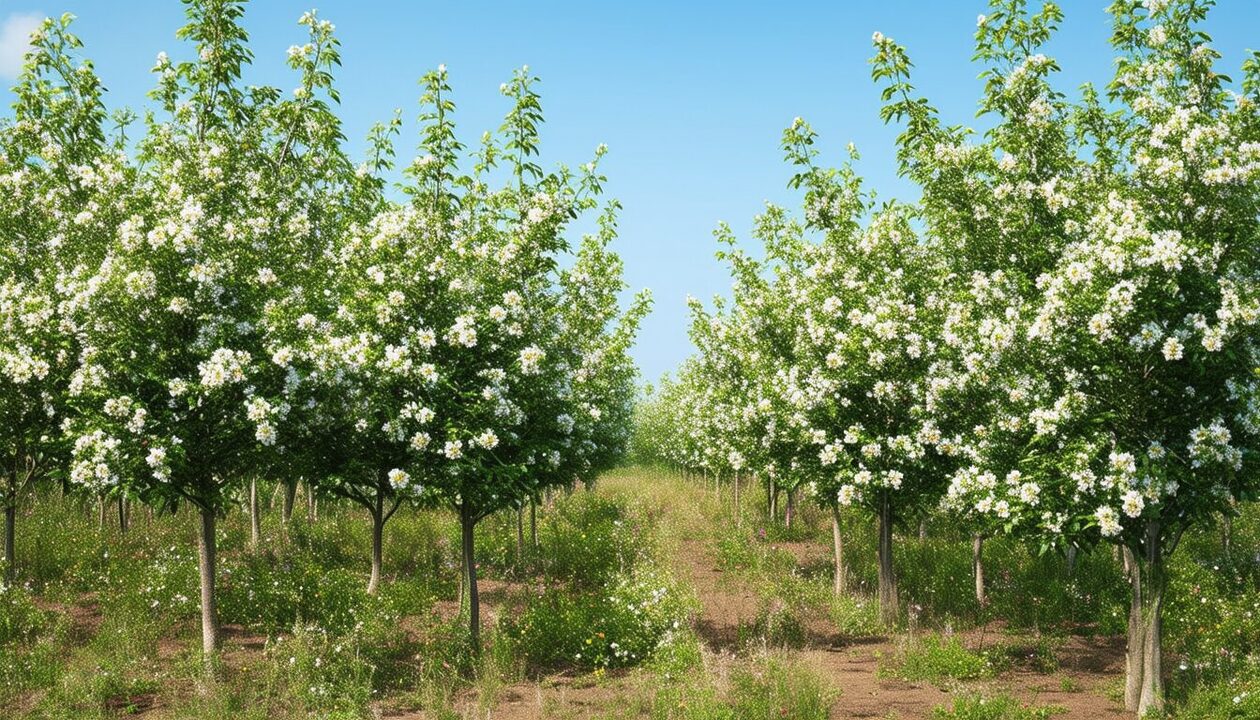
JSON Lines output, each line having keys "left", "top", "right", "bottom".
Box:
{"left": 931, "top": 693, "right": 1066, "bottom": 720}
{"left": 1, "top": 466, "right": 1257, "bottom": 718}
{"left": 882, "top": 634, "right": 1007, "bottom": 685}
{"left": 638, "top": 649, "right": 834, "bottom": 720}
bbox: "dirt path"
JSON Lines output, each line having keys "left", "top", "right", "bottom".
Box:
{"left": 671, "top": 534, "right": 1132, "bottom": 719}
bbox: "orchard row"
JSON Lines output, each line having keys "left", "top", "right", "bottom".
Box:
{"left": 0, "top": 1, "right": 648, "bottom": 665}
{"left": 633, "top": 1, "right": 1260, "bottom": 716}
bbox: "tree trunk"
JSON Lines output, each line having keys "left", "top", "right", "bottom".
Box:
{"left": 282, "top": 481, "right": 296, "bottom": 524}
{"left": 197, "top": 506, "right": 219, "bottom": 667}
{"left": 1137, "top": 523, "right": 1167, "bottom": 717}
{"left": 1066, "top": 544, "right": 1078, "bottom": 578}
{"left": 1123, "top": 545, "right": 1143, "bottom": 712}
{"left": 530, "top": 498, "right": 538, "bottom": 550}
{"left": 367, "top": 503, "right": 384, "bottom": 595}
{"left": 733, "top": 473, "right": 741, "bottom": 526}
{"left": 878, "top": 496, "right": 897, "bottom": 625}
{"left": 249, "top": 478, "right": 261, "bottom": 551}
{"left": 831, "top": 504, "right": 846, "bottom": 596}
{"left": 461, "top": 503, "right": 480, "bottom": 653}
{"left": 457, "top": 550, "right": 464, "bottom": 608}
{"left": 785, "top": 486, "right": 797, "bottom": 529}
{"left": 118, "top": 495, "right": 128, "bottom": 534}
{"left": 972, "top": 535, "right": 986, "bottom": 606}
{"left": 918, "top": 519, "right": 926, "bottom": 541}
{"left": 306, "top": 484, "right": 317, "bottom": 522}
{"left": 768, "top": 480, "right": 777, "bottom": 520}
{"left": 98, "top": 495, "right": 106, "bottom": 530}
{"left": 516, "top": 505, "right": 525, "bottom": 566}
{"left": 4, "top": 503, "right": 15, "bottom": 585}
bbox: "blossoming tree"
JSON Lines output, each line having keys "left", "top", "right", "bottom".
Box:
{"left": 65, "top": 0, "right": 351, "bottom": 664}
{"left": 0, "top": 15, "right": 125, "bottom": 583}
{"left": 879, "top": 1, "right": 1260, "bottom": 713}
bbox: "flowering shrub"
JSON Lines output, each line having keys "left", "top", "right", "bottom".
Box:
{"left": 0, "top": 583, "right": 48, "bottom": 647}
{"left": 503, "top": 565, "right": 694, "bottom": 670}
{"left": 261, "top": 623, "right": 379, "bottom": 716}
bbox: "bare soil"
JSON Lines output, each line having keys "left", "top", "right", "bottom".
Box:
{"left": 671, "top": 534, "right": 1133, "bottom": 720}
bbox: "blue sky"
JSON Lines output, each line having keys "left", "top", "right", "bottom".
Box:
{"left": 2, "top": 1, "right": 1257, "bottom": 383}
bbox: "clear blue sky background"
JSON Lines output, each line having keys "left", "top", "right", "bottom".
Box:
{"left": 2, "top": 1, "right": 1257, "bottom": 384}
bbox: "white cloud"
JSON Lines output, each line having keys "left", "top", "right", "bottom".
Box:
{"left": 0, "top": 12, "right": 44, "bottom": 81}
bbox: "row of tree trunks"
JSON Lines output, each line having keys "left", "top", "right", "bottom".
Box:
{"left": 689, "top": 465, "right": 1173, "bottom": 717}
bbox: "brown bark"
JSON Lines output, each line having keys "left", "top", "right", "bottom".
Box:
{"left": 282, "top": 480, "right": 296, "bottom": 524}
{"left": 1137, "top": 522, "right": 1166, "bottom": 716}
{"left": 249, "top": 478, "right": 261, "bottom": 551}
{"left": 1123, "top": 545, "right": 1143, "bottom": 712}
{"left": 784, "top": 486, "right": 797, "bottom": 529}
{"left": 461, "top": 503, "right": 480, "bottom": 652}
{"left": 367, "top": 502, "right": 384, "bottom": 595}
{"left": 831, "top": 505, "right": 846, "bottom": 596}
{"left": 197, "top": 506, "right": 219, "bottom": 666}
{"left": 877, "top": 496, "right": 897, "bottom": 625}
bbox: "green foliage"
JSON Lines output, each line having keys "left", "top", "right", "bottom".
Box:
{"left": 644, "top": 653, "right": 832, "bottom": 720}
{"left": 1173, "top": 666, "right": 1260, "bottom": 720}
{"left": 473, "top": 491, "right": 645, "bottom": 586}
{"left": 727, "top": 656, "right": 832, "bottom": 720}
{"left": 0, "top": 584, "right": 48, "bottom": 645}
{"left": 503, "top": 565, "right": 693, "bottom": 671}
{"left": 258, "top": 623, "right": 378, "bottom": 716}
{"left": 885, "top": 634, "right": 1006, "bottom": 685}
{"left": 827, "top": 593, "right": 883, "bottom": 637}
{"left": 931, "top": 693, "right": 1066, "bottom": 720}
{"left": 738, "top": 602, "right": 807, "bottom": 649}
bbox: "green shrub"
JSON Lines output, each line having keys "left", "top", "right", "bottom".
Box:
{"left": 261, "top": 623, "right": 377, "bottom": 716}
{"left": 728, "top": 655, "right": 832, "bottom": 720}
{"left": 219, "top": 553, "right": 370, "bottom": 634}
{"left": 738, "top": 602, "right": 806, "bottom": 649}
{"left": 643, "top": 653, "right": 831, "bottom": 720}
{"left": 0, "top": 584, "right": 49, "bottom": 645}
{"left": 931, "top": 693, "right": 1065, "bottom": 720}
{"left": 0, "top": 586, "right": 66, "bottom": 703}
{"left": 503, "top": 565, "right": 693, "bottom": 670}
{"left": 829, "top": 593, "right": 883, "bottom": 637}
{"left": 887, "top": 634, "right": 1006, "bottom": 684}
{"left": 647, "top": 628, "right": 705, "bottom": 680}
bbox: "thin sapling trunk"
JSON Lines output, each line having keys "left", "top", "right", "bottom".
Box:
{"left": 197, "top": 505, "right": 219, "bottom": 667}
